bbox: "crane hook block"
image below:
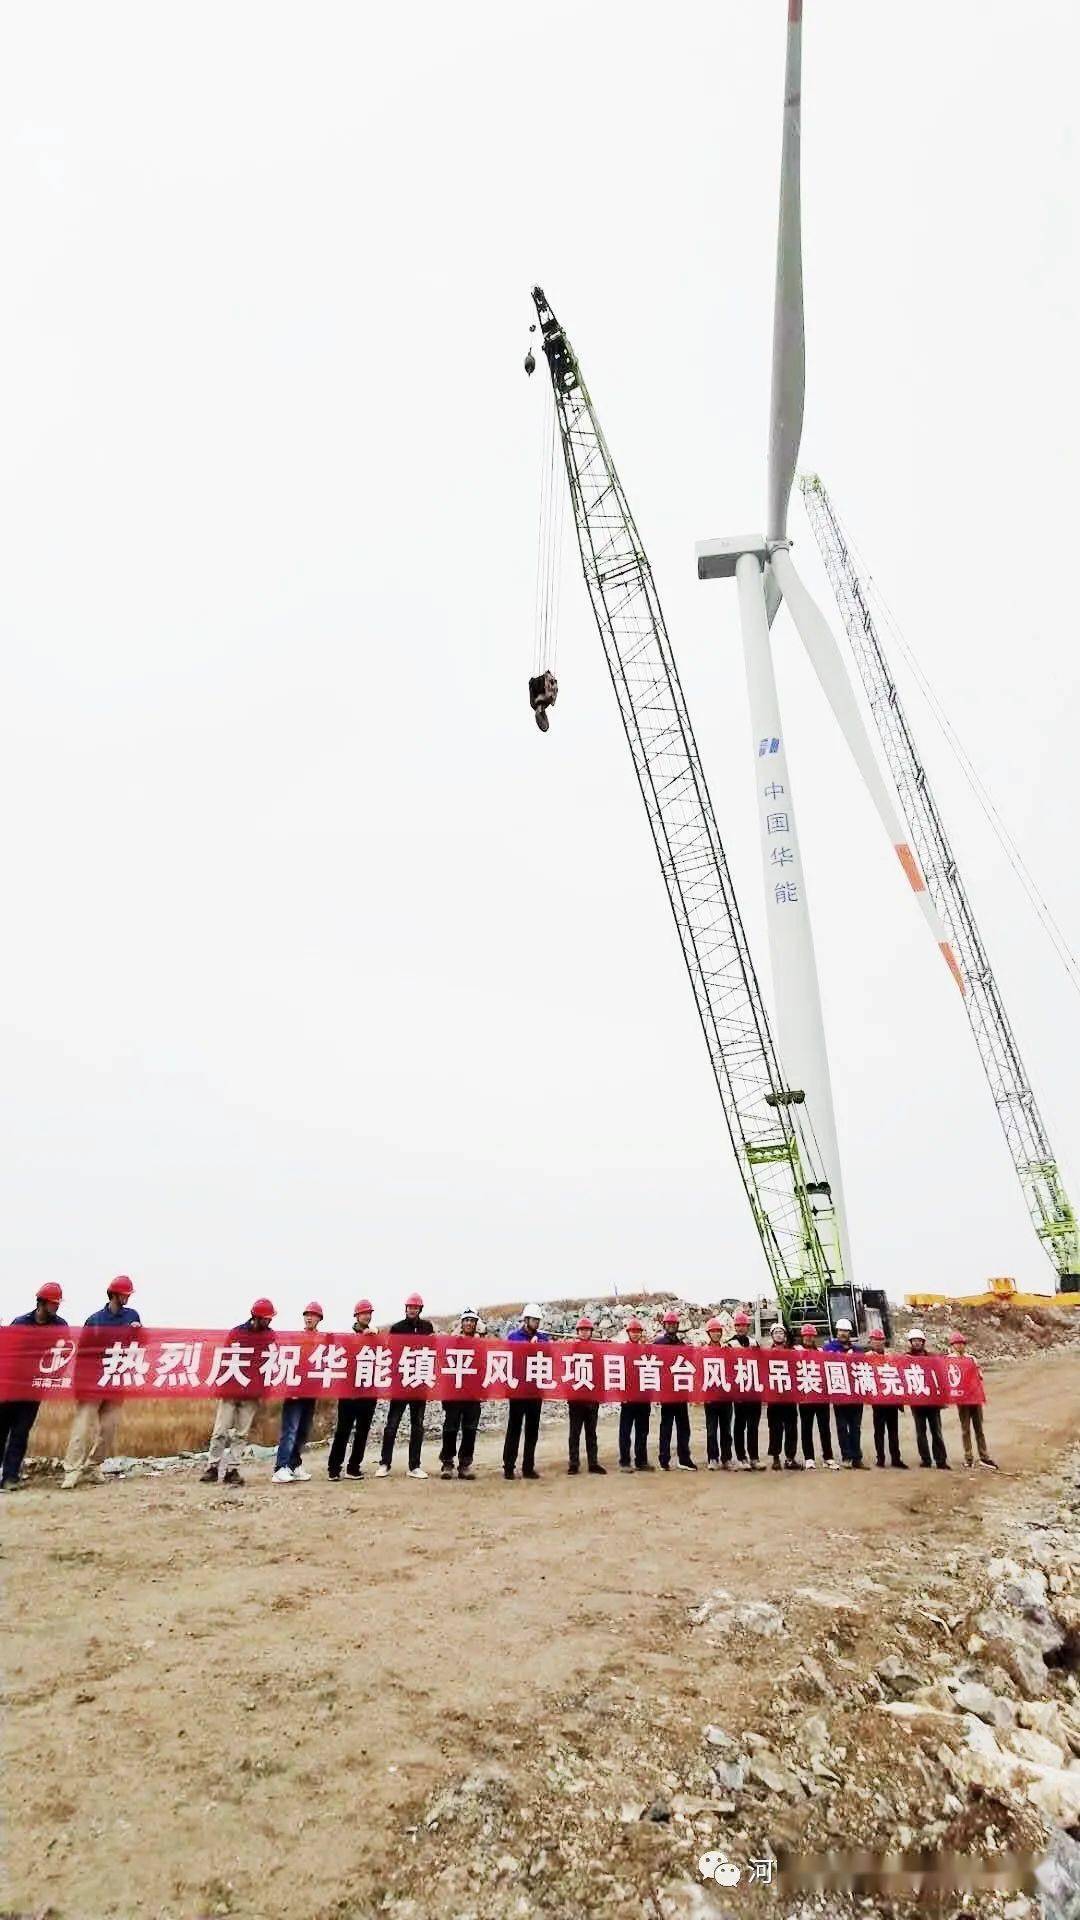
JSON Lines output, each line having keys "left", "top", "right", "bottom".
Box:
{"left": 524, "top": 349, "right": 536, "bottom": 376}
{"left": 529, "top": 670, "right": 558, "bottom": 733}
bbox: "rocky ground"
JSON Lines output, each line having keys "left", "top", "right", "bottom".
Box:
{"left": 6, "top": 1328, "right": 1080, "bottom": 1918}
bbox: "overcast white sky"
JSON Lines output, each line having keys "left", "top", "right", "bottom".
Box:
{"left": 1, "top": 1, "right": 1076, "bottom": 1327}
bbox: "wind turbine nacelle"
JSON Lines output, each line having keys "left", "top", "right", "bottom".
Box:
{"left": 696, "top": 536, "right": 771, "bottom": 580}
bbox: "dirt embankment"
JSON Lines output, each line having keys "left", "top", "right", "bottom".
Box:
{"left": 6, "top": 1342, "right": 1080, "bottom": 1918}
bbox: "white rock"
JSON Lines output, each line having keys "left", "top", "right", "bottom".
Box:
{"left": 1027, "top": 1767, "right": 1080, "bottom": 1827}
{"left": 1005, "top": 1726, "right": 1068, "bottom": 1769}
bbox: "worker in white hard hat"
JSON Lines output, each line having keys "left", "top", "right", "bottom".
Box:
{"left": 906, "top": 1328, "right": 950, "bottom": 1470}
{"left": 503, "top": 1304, "right": 549, "bottom": 1480}
{"left": 822, "top": 1317, "right": 867, "bottom": 1469}
{"left": 439, "top": 1309, "right": 484, "bottom": 1480}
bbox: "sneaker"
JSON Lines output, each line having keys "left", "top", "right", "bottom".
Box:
{"left": 747, "top": 1461, "right": 764, "bottom": 1472}
{"left": 936, "top": 1462, "right": 952, "bottom": 1471}
{"left": 875, "top": 1459, "right": 886, "bottom": 1469}
{"left": 522, "top": 1468, "right": 540, "bottom": 1480}
{"left": 827, "top": 1461, "right": 842, "bottom": 1472}
{"left": 785, "top": 1460, "right": 804, "bottom": 1471}
{"left": 675, "top": 1461, "right": 698, "bottom": 1472}
{"left": 272, "top": 1467, "right": 295, "bottom": 1484}
{"left": 440, "top": 1465, "right": 455, "bottom": 1480}
{"left": 770, "top": 1459, "right": 783, "bottom": 1472}
{"left": 327, "top": 1471, "right": 341, "bottom": 1482}
{"left": 458, "top": 1468, "right": 476, "bottom": 1481}
{"left": 291, "top": 1466, "right": 311, "bottom": 1482}
{"left": 804, "top": 1459, "right": 816, "bottom": 1471}
{"left": 637, "top": 1462, "right": 655, "bottom": 1472}
{"left": 199, "top": 1466, "right": 219, "bottom": 1484}
{"left": 567, "top": 1463, "right": 580, "bottom": 1475}
{"left": 659, "top": 1462, "right": 671, "bottom": 1472}
{"left": 60, "top": 1471, "right": 81, "bottom": 1490}
{"left": 503, "top": 1467, "right": 516, "bottom": 1480}
{"left": 850, "top": 1461, "right": 867, "bottom": 1471}
{"left": 619, "top": 1463, "right": 634, "bottom": 1473}
{"left": 346, "top": 1467, "right": 364, "bottom": 1479}
{"left": 587, "top": 1463, "right": 607, "bottom": 1475}
{"left": 407, "top": 1467, "right": 428, "bottom": 1480}
{"left": 980, "top": 1458, "right": 999, "bottom": 1470}
{"left": 375, "top": 1464, "right": 391, "bottom": 1478}
{"left": 706, "top": 1460, "right": 720, "bottom": 1471}
{"left": 222, "top": 1469, "right": 244, "bottom": 1486}
{"left": 892, "top": 1461, "right": 908, "bottom": 1470}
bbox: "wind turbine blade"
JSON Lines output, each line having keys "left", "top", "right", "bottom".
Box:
{"left": 771, "top": 546, "right": 966, "bottom": 994}
{"left": 767, "top": 0, "right": 806, "bottom": 544}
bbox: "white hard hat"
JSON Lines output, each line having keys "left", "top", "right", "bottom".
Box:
{"left": 907, "top": 1326, "right": 926, "bottom": 1342}
{"left": 835, "top": 1318, "right": 853, "bottom": 1332}
{"left": 460, "top": 1307, "right": 478, "bottom": 1320}
{"left": 522, "top": 1302, "right": 542, "bottom": 1321}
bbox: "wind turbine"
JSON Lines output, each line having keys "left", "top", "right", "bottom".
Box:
{"left": 696, "top": 0, "right": 961, "bottom": 1288}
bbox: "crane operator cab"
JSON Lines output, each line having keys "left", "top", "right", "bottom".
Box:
{"left": 529, "top": 670, "right": 558, "bottom": 733}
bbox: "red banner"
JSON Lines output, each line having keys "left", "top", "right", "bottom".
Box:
{"left": 0, "top": 1328, "right": 984, "bottom": 1406}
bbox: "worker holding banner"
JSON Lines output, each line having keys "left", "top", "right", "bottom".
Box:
{"left": 61, "top": 1277, "right": 141, "bottom": 1490}
{"left": 1, "top": 1284, "right": 67, "bottom": 1491}
{"left": 376, "top": 1293, "right": 434, "bottom": 1480}
{"left": 566, "top": 1315, "right": 605, "bottom": 1475}
{"left": 617, "top": 1318, "right": 653, "bottom": 1472}
{"left": 200, "top": 1299, "right": 276, "bottom": 1487}
{"left": 327, "top": 1299, "right": 377, "bottom": 1479}
{"left": 503, "top": 1303, "right": 549, "bottom": 1479}
{"left": 439, "top": 1308, "right": 484, "bottom": 1480}
{"left": 655, "top": 1309, "right": 697, "bottom": 1472}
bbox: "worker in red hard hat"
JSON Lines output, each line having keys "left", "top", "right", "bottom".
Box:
{"left": 200, "top": 1298, "right": 276, "bottom": 1487}
{"left": 272, "top": 1302, "right": 324, "bottom": 1485}
{"left": 566, "top": 1315, "right": 606, "bottom": 1477}
{"left": 906, "top": 1328, "right": 950, "bottom": 1470}
{"left": 655, "top": 1308, "right": 697, "bottom": 1472}
{"left": 796, "top": 1323, "right": 839, "bottom": 1472}
{"left": 765, "top": 1320, "right": 800, "bottom": 1470}
{"left": 1, "top": 1284, "right": 69, "bottom": 1491}
{"left": 61, "top": 1277, "right": 142, "bottom": 1490}
{"left": 440, "top": 1308, "right": 485, "bottom": 1480}
{"left": 377, "top": 1293, "right": 434, "bottom": 1480}
{"left": 329, "top": 1299, "right": 378, "bottom": 1480}
{"left": 947, "top": 1329, "right": 997, "bottom": 1470}
{"left": 703, "top": 1317, "right": 734, "bottom": 1471}
{"left": 866, "top": 1328, "right": 906, "bottom": 1468}
{"left": 727, "top": 1307, "right": 763, "bottom": 1470}
{"left": 618, "top": 1316, "right": 654, "bottom": 1472}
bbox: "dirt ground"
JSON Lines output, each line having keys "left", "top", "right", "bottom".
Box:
{"left": 4, "top": 1350, "right": 1078, "bottom": 1919}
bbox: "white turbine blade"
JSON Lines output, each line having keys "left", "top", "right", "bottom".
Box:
{"left": 767, "top": 0, "right": 806, "bottom": 544}
{"left": 771, "top": 546, "right": 966, "bottom": 995}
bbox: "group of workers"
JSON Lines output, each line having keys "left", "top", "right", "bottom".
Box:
{"left": 0, "top": 1281, "right": 996, "bottom": 1493}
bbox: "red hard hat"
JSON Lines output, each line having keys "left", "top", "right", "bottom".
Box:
{"left": 947, "top": 1329, "right": 967, "bottom": 1345}
{"left": 868, "top": 1328, "right": 886, "bottom": 1343}
{"left": 405, "top": 1292, "right": 424, "bottom": 1309}
{"left": 354, "top": 1298, "right": 373, "bottom": 1317}
{"left": 706, "top": 1316, "right": 724, "bottom": 1333}
{"left": 626, "top": 1317, "right": 644, "bottom": 1334}
{"left": 108, "top": 1275, "right": 134, "bottom": 1299}
{"left": 576, "top": 1315, "right": 594, "bottom": 1331}
{"left": 662, "top": 1309, "right": 680, "bottom": 1325}
{"left": 800, "top": 1323, "right": 817, "bottom": 1340}
{"left": 304, "top": 1301, "right": 324, "bottom": 1319}
{"left": 733, "top": 1310, "right": 750, "bottom": 1327}
{"left": 251, "top": 1296, "right": 276, "bottom": 1319}
{"left": 36, "top": 1282, "right": 64, "bottom": 1304}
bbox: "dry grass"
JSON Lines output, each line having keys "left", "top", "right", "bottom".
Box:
{"left": 28, "top": 1398, "right": 339, "bottom": 1462}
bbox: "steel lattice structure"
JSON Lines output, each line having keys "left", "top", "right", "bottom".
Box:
{"left": 800, "top": 472, "right": 1079, "bottom": 1286}
{"left": 532, "top": 287, "right": 850, "bottom": 1317}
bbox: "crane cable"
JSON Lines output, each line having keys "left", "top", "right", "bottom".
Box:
{"left": 533, "top": 383, "right": 565, "bottom": 677}
{"left": 837, "top": 514, "right": 1080, "bottom": 1007}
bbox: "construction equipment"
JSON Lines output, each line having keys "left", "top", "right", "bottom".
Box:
{"left": 528, "top": 285, "right": 862, "bottom": 1335}
{"left": 800, "top": 473, "right": 1080, "bottom": 1294}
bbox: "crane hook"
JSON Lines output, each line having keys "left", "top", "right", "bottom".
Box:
{"left": 524, "top": 348, "right": 536, "bottom": 376}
